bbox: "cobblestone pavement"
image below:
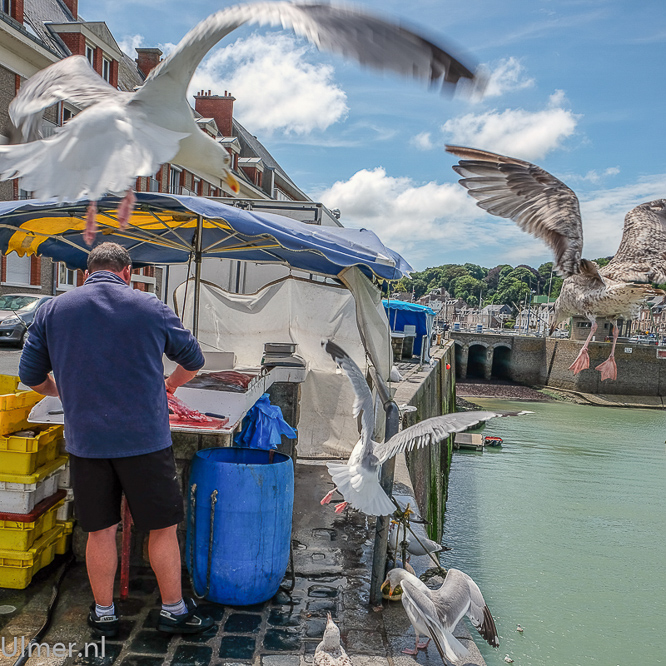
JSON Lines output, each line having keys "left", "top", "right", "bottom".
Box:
{"left": 0, "top": 462, "right": 485, "bottom": 666}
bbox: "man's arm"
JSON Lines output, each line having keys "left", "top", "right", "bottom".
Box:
{"left": 165, "top": 365, "right": 198, "bottom": 394}
{"left": 28, "top": 373, "right": 59, "bottom": 397}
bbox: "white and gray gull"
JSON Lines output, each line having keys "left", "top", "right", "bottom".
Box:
{"left": 0, "top": 1, "right": 481, "bottom": 244}
{"left": 321, "top": 340, "right": 531, "bottom": 515}
{"left": 446, "top": 145, "right": 666, "bottom": 381}
{"left": 313, "top": 613, "right": 352, "bottom": 666}
{"left": 383, "top": 567, "right": 499, "bottom": 664}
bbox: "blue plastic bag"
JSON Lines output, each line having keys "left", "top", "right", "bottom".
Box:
{"left": 234, "top": 394, "right": 297, "bottom": 450}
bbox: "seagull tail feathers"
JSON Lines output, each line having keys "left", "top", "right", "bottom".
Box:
{"left": 326, "top": 461, "right": 395, "bottom": 516}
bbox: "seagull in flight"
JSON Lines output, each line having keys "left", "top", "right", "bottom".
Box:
{"left": 446, "top": 145, "right": 666, "bottom": 381}
{"left": 382, "top": 567, "right": 499, "bottom": 663}
{"left": 321, "top": 340, "right": 531, "bottom": 515}
{"left": 0, "top": 1, "right": 481, "bottom": 244}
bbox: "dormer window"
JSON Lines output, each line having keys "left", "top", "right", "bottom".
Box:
{"left": 85, "top": 44, "right": 94, "bottom": 66}
{"left": 102, "top": 57, "right": 111, "bottom": 82}
{"left": 2, "top": 1, "right": 11, "bottom": 15}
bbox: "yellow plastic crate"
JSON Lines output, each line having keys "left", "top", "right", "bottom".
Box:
{"left": 55, "top": 519, "right": 74, "bottom": 555}
{"left": 0, "top": 390, "right": 42, "bottom": 412}
{"left": 0, "top": 425, "right": 64, "bottom": 475}
{"left": 0, "top": 492, "right": 66, "bottom": 551}
{"left": 0, "top": 375, "right": 20, "bottom": 395}
{"left": 0, "top": 524, "right": 64, "bottom": 589}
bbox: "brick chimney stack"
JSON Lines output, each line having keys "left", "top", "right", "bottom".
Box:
{"left": 135, "top": 48, "right": 163, "bottom": 78}
{"left": 61, "top": 0, "right": 77, "bottom": 19}
{"left": 194, "top": 90, "right": 235, "bottom": 137}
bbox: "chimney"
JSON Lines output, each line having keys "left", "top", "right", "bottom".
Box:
{"left": 135, "top": 47, "right": 163, "bottom": 78}
{"left": 194, "top": 91, "right": 235, "bottom": 137}
{"left": 61, "top": 0, "right": 77, "bottom": 19}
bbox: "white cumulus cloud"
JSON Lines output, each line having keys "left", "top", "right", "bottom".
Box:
{"left": 118, "top": 34, "right": 145, "bottom": 57}
{"left": 410, "top": 132, "right": 434, "bottom": 151}
{"left": 482, "top": 57, "right": 535, "bottom": 98}
{"left": 441, "top": 90, "right": 579, "bottom": 160}
{"left": 187, "top": 33, "right": 348, "bottom": 136}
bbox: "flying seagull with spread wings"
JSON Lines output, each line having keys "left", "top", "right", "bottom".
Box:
{"left": 383, "top": 567, "right": 499, "bottom": 663}
{"left": 0, "top": 2, "right": 480, "bottom": 245}
{"left": 446, "top": 145, "right": 666, "bottom": 381}
{"left": 321, "top": 340, "right": 531, "bottom": 515}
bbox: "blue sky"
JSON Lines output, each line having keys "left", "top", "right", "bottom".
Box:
{"left": 83, "top": 0, "right": 665, "bottom": 272}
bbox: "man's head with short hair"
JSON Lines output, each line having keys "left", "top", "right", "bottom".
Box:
{"left": 87, "top": 243, "right": 132, "bottom": 274}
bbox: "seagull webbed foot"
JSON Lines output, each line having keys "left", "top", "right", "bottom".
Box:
{"left": 84, "top": 201, "right": 98, "bottom": 246}
{"left": 402, "top": 648, "right": 419, "bottom": 655}
{"left": 320, "top": 489, "right": 336, "bottom": 505}
{"left": 416, "top": 639, "right": 430, "bottom": 649}
{"left": 569, "top": 347, "right": 590, "bottom": 374}
{"left": 117, "top": 189, "right": 136, "bottom": 229}
{"left": 334, "top": 501, "right": 348, "bottom": 514}
{"left": 595, "top": 356, "right": 617, "bottom": 381}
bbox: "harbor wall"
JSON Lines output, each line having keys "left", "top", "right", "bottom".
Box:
{"left": 395, "top": 341, "right": 456, "bottom": 542}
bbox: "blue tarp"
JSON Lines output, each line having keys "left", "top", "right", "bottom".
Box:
{"left": 383, "top": 299, "right": 435, "bottom": 359}
{"left": 0, "top": 193, "right": 413, "bottom": 281}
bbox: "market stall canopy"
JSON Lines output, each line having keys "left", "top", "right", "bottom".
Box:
{"left": 0, "top": 193, "right": 413, "bottom": 281}
{"left": 383, "top": 299, "right": 436, "bottom": 360}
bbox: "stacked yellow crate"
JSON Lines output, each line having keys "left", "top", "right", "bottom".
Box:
{"left": 0, "top": 377, "right": 71, "bottom": 588}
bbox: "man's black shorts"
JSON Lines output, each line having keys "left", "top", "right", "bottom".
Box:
{"left": 69, "top": 447, "right": 184, "bottom": 532}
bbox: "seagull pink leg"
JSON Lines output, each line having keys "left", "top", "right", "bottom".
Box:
{"left": 334, "top": 501, "right": 348, "bottom": 514}
{"left": 320, "top": 489, "right": 336, "bottom": 505}
{"left": 402, "top": 637, "right": 420, "bottom": 655}
{"left": 117, "top": 189, "right": 136, "bottom": 229}
{"left": 83, "top": 201, "right": 98, "bottom": 246}
{"left": 417, "top": 638, "right": 431, "bottom": 649}
{"left": 595, "top": 322, "right": 619, "bottom": 381}
{"left": 569, "top": 320, "right": 597, "bottom": 374}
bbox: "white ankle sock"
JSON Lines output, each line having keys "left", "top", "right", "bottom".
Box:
{"left": 162, "top": 599, "right": 187, "bottom": 616}
{"left": 95, "top": 602, "right": 115, "bottom": 617}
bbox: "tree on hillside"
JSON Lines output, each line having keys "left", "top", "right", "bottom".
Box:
{"left": 450, "top": 275, "right": 484, "bottom": 305}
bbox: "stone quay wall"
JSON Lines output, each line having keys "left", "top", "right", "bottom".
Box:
{"left": 394, "top": 342, "right": 456, "bottom": 542}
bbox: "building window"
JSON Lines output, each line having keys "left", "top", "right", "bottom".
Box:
{"left": 169, "top": 167, "right": 182, "bottom": 194}
{"left": 2, "top": 0, "right": 11, "bottom": 15}
{"left": 102, "top": 57, "right": 111, "bottom": 82}
{"left": 85, "top": 44, "right": 94, "bottom": 66}
{"left": 58, "top": 262, "right": 77, "bottom": 290}
{"left": 5, "top": 254, "right": 30, "bottom": 285}
{"left": 193, "top": 178, "right": 200, "bottom": 196}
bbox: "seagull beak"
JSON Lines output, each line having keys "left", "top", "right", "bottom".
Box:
{"left": 380, "top": 579, "right": 392, "bottom": 595}
{"left": 224, "top": 171, "right": 240, "bottom": 194}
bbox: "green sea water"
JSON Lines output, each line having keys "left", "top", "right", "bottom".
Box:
{"left": 442, "top": 398, "right": 666, "bottom": 666}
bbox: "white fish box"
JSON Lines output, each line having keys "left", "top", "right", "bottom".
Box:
{"left": 55, "top": 488, "right": 74, "bottom": 521}
{"left": 0, "top": 457, "right": 67, "bottom": 514}
{"left": 57, "top": 459, "right": 71, "bottom": 489}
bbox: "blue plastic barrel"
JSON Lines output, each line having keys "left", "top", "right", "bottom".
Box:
{"left": 186, "top": 447, "right": 294, "bottom": 605}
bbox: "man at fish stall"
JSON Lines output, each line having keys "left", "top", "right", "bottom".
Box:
{"left": 19, "top": 242, "right": 214, "bottom": 637}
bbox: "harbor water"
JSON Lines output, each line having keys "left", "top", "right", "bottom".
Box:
{"left": 443, "top": 398, "right": 666, "bottom": 666}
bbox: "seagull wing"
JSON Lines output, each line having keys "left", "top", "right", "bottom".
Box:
{"left": 446, "top": 145, "right": 584, "bottom": 277}
{"left": 137, "top": 1, "right": 478, "bottom": 102}
{"left": 374, "top": 410, "right": 531, "bottom": 464}
{"left": 436, "top": 569, "right": 499, "bottom": 648}
{"left": 324, "top": 340, "right": 375, "bottom": 461}
{"left": 401, "top": 577, "right": 469, "bottom": 663}
{"left": 8, "top": 56, "right": 124, "bottom": 142}
{"left": 601, "top": 199, "right": 666, "bottom": 284}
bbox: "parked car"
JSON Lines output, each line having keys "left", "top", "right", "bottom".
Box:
{"left": 0, "top": 294, "right": 53, "bottom": 347}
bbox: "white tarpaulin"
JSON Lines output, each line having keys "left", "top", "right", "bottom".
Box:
{"left": 174, "top": 273, "right": 393, "bottom": 457}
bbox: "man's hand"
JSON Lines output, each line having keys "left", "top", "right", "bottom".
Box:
{"left": 29, "top": 374, "right": 59, "bottom": 397}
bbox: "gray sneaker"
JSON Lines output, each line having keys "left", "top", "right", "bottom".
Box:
{"left": 157, "top": 598, "right": 214, "bottom": 634}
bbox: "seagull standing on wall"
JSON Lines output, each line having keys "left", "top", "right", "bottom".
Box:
{"left": 382, "top": 567, "right": 499, "bottom": 664}
{"left": 321, "top": 340, "right": 531, "bottom": 515}
{"left": 446, "top": 146, "right": 666, "bottom": 381}
{"left": 0, "top": 2, "right": 481, "bottom": 245}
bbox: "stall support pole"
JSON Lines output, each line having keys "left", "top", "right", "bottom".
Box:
{"left": 192, "top": 215, "right": 203, "bottom": 337}
{"left": 368, "top": 368, "right": 400, "bottom": 606}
